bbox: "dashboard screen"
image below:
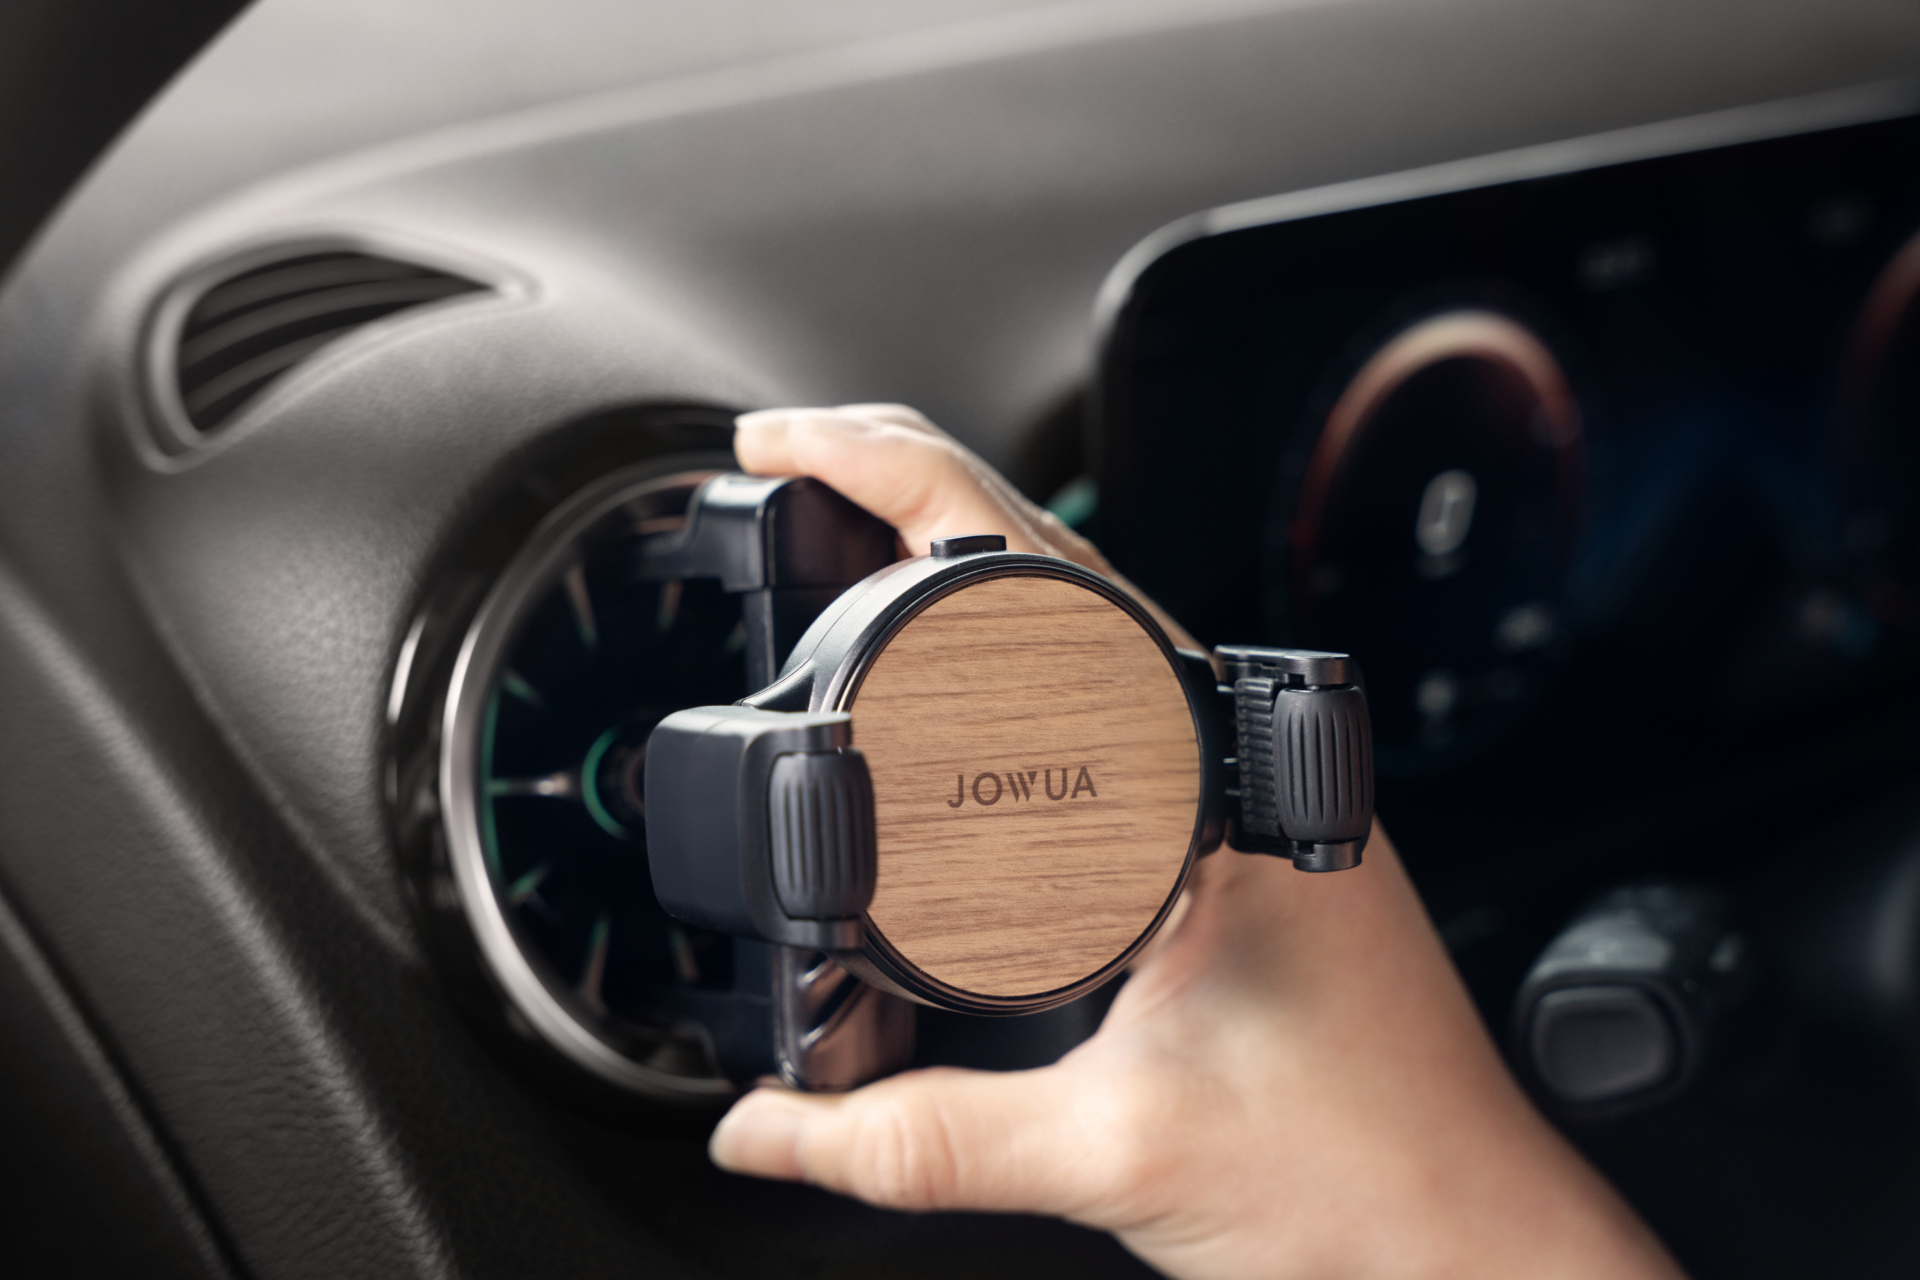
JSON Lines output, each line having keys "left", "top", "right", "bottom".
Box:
{"left": 1096, "top": 105, "right": 1920, "bottom": 895}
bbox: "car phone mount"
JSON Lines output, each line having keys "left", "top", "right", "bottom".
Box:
{"left": 639, "top": 473, "right": 1374, "bottom": 1084}
{"left": 630, "top": 473, "right": 912, "bottom": 1092}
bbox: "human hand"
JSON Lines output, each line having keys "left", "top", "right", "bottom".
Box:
{"left": 733, "top": 402, "right": 1200, "bottom": 651}
{"left": 721, "top": 404, "right": 1679, "bottom": 1279}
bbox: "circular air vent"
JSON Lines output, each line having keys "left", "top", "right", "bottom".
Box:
{"left": 148, "top": 248, "right": 488, "bottom": 451}
{"left": 439, "top": 464, "right": 750, "bottom": 1098}
{"left": 388, "top": 447, "right": 768, "bottom": 1105}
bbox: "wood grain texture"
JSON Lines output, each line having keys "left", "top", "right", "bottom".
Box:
{"left": 850, "top": 574, "right": 1200, "bottom": 997}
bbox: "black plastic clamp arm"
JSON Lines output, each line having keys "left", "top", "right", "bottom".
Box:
{"left": 646, "top": 705, "right": 877, "bottom": 951}
{"left": 637, "top": 473, "right": 898, "bottom": 687}
{"left": 1213, "top": 645, "right": 1374, "bottom": 871}
{"left": 646, "top": 644, "right": 1376, "bottom": 957}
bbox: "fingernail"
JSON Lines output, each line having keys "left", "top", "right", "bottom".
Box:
{"left": 709, "top": 1091, "right": 809, "bottom": 1178}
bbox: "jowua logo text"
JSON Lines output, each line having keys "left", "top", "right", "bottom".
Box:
{"left": 946, "top": 767, "right": 1098, "bottom": 808}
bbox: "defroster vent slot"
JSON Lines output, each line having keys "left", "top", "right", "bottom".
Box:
{"left": 162, "top": 250, "right": 487, "bottom": 442}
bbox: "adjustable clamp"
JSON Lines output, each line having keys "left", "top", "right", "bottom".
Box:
{"left": 1214, "top": 645, "right": 1373, "bottom": 872}
{"left": 633, "top": 472, "right": 909, "bottom": 1090}
{"left": 645, "top": 705, "right": 876, "bottom": 951}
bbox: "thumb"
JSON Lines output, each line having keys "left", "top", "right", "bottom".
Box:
{"left": 709, "top": 1066, "right": 1120, "bottom": 1218}
{"left": 733, "top": 406, "right": 1055, "bottom": 556}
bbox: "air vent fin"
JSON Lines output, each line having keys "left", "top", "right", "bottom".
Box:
{"left": 171, "top": 251, "right": 486, "bottom": 437}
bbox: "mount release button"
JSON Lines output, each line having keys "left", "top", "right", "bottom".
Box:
{"left": 930, "top": 534, "right": 1008, "bottom": 558}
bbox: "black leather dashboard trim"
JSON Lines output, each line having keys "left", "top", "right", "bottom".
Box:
{"left": 0, "top": 874, "right": 232, "bottom": 1276}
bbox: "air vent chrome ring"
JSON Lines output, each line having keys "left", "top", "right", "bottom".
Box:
{"left": 431, "top": 460, "right": 754, "bottom": 1102}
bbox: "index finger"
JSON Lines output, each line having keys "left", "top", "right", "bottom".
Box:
{"left": 734, "top": 406, "right": 1056, "bottom": 556}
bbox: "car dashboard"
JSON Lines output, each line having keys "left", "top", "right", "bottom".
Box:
{"left": 2, "top": 1, "right": 1920, "bottom": 1275}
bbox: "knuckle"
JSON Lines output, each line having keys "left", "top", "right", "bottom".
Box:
{"left": 1101, "top": 1095, "right": 1159, "bottom": 1200}
{"left": 848, "top": 1094, "right": 963, "bottom": 1211}
{"left": 875, "top": 403, "right": 942, "bottom": 434}
{"left": 895, "top": 448, "right": 998, "bottom": 529}
{"left": 1081, "top": 1071, "right": 1183, "bottom": 1209}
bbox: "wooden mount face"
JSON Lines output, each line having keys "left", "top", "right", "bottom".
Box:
{"left": 845, "top": 571, "right": 1202, "bottom": 1000}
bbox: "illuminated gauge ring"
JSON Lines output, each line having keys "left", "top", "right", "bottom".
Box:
{"left": 1840, "top": 229, "right": 1920, "bottom": 431}
{"left": 1838, "top": 230, "right": 1920, "bottom": 641}
{"left": 439, "top": 464, "right": 746, "bottom": 1100}
{"left": 1284, "top": 309, "right": 1584, "bottom": 769}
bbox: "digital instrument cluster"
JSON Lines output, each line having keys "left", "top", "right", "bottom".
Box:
{"left": 1095, "top": 96, "right": 1920, "bottom": 871}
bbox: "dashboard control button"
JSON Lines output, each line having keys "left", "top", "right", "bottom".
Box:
{"left": 1529, "top": 985, "right": 1677, "bottom": 1105}
{"left": 1513, "top": 884, "right": 1751, "bottom": 1119}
